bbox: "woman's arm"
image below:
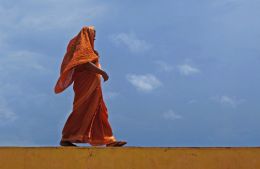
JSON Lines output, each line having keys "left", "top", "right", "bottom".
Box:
{"left": 84, "top": 62, "right": 109, "bottom": 81}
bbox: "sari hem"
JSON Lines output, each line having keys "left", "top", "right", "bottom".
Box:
{"left": 61, "top": 135, "right": 116, "bottom": 146}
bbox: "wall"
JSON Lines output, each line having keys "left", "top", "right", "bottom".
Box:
{"left": 0, "top": 147, "right": 260, "bottom": 169}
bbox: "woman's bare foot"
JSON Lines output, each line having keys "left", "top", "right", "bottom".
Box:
{"left": 60, "top": 140, "right": 77, "bottom": 147}
{"left": 106, "top": 141, "right": 127, "bottom": 147}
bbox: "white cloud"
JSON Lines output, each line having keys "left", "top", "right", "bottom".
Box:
{"left": 177, "top": 64, "right": 200, "bottom": 76}
{"left": 154, "top": 60, "right": 174, "bottom": 72}
{"left": 163, "top": 109, "right": 182, "bottom": 120}
{"left": 110, "top": 32, "right": 151, "bottom": 53}
{"left": 211, "top": 95, "right": 245, "bottom": 108}
{"left": 220, "top": 95, "right": 244, "bottom": 108}
{"left": 126, "top": 74, "right": 162, "bottom": 92}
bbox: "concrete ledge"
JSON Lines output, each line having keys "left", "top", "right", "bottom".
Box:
{"left": 1, "top": 147, "right": 260, "bottom": 169}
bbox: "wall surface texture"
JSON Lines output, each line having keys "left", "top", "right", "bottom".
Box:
{"left": 0, "top": 147, "right": 260, "bottom": 169}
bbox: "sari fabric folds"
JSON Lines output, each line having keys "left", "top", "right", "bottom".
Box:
{"left": 54, "top": 26, "right": 116, "bottom": 146}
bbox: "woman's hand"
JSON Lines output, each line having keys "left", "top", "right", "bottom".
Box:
{"left": 101, "top": 71, "right": 109, "bottom": 82}
{"left": 84, "top": 62, "right": 109, "bottom": 82}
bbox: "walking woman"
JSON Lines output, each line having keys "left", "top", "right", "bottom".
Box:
{"left": 54, "top": 26, "right": 126, "bottom": 147}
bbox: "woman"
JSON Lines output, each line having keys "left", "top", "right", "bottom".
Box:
{"left": 54, "top": 26, "right": 126, "bottom": 147}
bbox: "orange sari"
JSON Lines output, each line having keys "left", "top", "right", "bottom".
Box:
{"left": 54, "top": 26, "right": 116, "bottom": 146}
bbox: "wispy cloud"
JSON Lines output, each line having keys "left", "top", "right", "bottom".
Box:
{"left": 0, "top": 97, "right": 18, "bottom": 125}
{"left": 110, "top": 32, "right": 151, "bottom": 53}
{"left": 0, "top": 50, "right": 52, "bottom": 111}
{"left": 211, "top": 0, "right": 243, "bottom": 8}
{"left": 0, "top": 0, "right": 109, "bottom": 31}
{"left": 163, "top": 109, "right": 182, "bottom": 120}
{"left": 104, "top": 91, "right": 120, "bottom": 100}
{"left": 0, "top": 50, "right": 48, "bottom": 72}
{"left": 211, "top": 95, "right": 245, "bottom": 108}
{"left": 177, "top": 64, "right": 200, "bottom": 76}
{"left": 126, "top": 74, "right": 162, "bottom": 92}
{"left": 187, "top": 99, "right": 197, "bottom": 104}
{"left": 154, "top": 60, "right": 174, "bottom": 72}
{"left": 0, "top": 30, "right": 7, "bottom": 48}
{"left": 0, "top": 49, "right": 53, "bottom": 127}
{"left": 219, "top": 95, "right": 244, "bottom": 108}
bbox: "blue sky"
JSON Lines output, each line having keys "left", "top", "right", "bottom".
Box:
{"left": 0, "top": 0, "right": 260, "bottom": 147}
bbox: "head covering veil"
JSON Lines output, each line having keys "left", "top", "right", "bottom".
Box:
{"left": 54, "top": 26, "right": 98, "bottom": 94}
